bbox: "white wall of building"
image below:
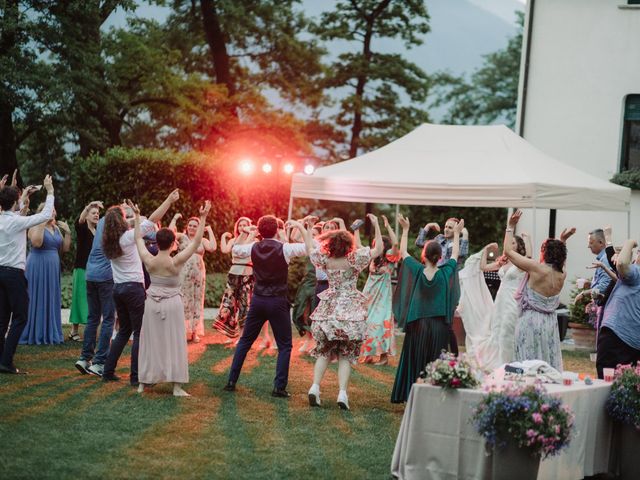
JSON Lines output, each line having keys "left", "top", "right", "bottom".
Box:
{"left": 516, "top": 0, "right": 640, "bottom": 302}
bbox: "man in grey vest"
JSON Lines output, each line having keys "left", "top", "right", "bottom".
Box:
{"left": 224, "top": 215, "right": 307, "bottom": 397}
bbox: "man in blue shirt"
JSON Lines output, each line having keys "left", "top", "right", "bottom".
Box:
{"left": 596, "top": 239, "right": 640, "bottom": 378}
{"left": 576, "top": 229, "right": 613, "bottom": 305}
{"left": 75, "top": 216, "right": 115, "bottom": 376}
{"left": 415, "top": 217, "right": 468, "bottom": 356}
{"left": 415, "top": 218, "right": 469, "bottom": 269}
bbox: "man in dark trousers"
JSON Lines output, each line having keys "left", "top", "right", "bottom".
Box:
{"left": 224, "top": 215, "right": 307, "bottom": 397}
{"left": 0, "top": 175, "right": 55, "bottom": 374}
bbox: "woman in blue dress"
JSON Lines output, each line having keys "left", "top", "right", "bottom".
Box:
{"left": 20, "top": 205, "right": 71, "bottom": 345}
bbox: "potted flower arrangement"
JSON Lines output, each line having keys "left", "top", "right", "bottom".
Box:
{"left": 567, "top": 279, "right": 597, "bottom": 350}
{"left": 472, "top": 384, "right": 574, "bottom": 480}
{"left": 419, "top": 352, "right": 480, "bottom": 389}
{"left": 606, "top": 363, "right": 640, "bottom": 478}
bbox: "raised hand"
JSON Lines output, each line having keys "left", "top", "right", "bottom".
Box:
{"left": 57, "top": 221, "right": 71, "bottom": 234}
{"left": 398, "top": 214, "right": 410, "bottom": 230}
{"left": 424, "top": 222, "right": 440, "bottom": 232}
{"left": 172, "top": 213, "right": 182, "bottom": 220}
{"left": 43, "top": 175, "right": 54, "bottom": 194}
{"left": 508, "top": 209, "right": 522, "bottom": 228}
{"left": 89, "top": 200, "right": 104, "bottom": 210}
{"left": 125, "top": 199, "right": 140, "bottom": 216}
{"left": 454, "top": 219, "right": 465, "bottom": 234}
{"left": 560, "top": 227, "right": 577, "bottom": 243}
{"left": 366, "top": 213, "right": 379, "bottom": 225}
{"left": 221, "top": 232, "right": 233, "bottom": 241}
{"left": 381, "top": 215, "right": 391, "bottom": 229}
{"left": 11, "top": 169, "right": 18, "bottom": 187}
{"left": 0, "top": 174, "right": 7, "bottom": 189}
{"left": 168, "top": 189, "right": 180, "bottom": 203}
{"left": 199, "top": 200, "right": 211, "bottom": 217}
{"left": 485, "top": 242, "right": 499, "bottom": 251}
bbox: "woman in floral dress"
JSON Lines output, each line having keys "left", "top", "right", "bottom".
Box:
{"left": 290, "top": 214, "right": 384, "bottom": 410}
{"left": 213, "top": 217, "right": 255, "bottom": 339}
{"left": 360, "top": 215, "right": 400, "bottom": 365}
{"left": 503, "top": 210, "right": 575, "bottom": 372}
{"left": 171, "top": 214, "right": 217, "bottom": 343}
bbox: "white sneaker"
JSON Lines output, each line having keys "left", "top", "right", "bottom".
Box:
{"left": 87, "top": 364, "right": 104, "bottom": 377}
{"left": 337, "top": 390, "right": 350, "bottom": 410}
{"left": 308, "top": 384, "right": 321, "bottom": 407}
{"left": 75, "top": 359, "right": 90, "bottom": 375}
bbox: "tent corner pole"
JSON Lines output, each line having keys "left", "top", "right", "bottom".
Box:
{"left": 287, "top": 193, "right": 294, "bottom": 220}
{"left": 395, "top": 204, "right": 400, "bottom": 239}
{"left": 628, "top": 210, "right": 631, "bottom": 239}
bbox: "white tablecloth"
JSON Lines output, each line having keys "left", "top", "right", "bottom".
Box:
{"left": 391, "top": 381, "right": 613, "bottom": 479}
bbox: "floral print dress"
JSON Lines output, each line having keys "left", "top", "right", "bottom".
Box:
{"left": 361, "top": 260, "right": 397, "bottom": 358}
{"left": 309, "top": 246, "right": 372, "bottom": 362}
{"left": 178, "top": 235, "right": 206, "bottom": 337}
{"left": 514, "top": 274, "right": 563, "bottom": 371}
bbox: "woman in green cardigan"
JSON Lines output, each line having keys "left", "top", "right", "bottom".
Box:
{"left": 391, "top": 214, "right": 463, "bottom": 403}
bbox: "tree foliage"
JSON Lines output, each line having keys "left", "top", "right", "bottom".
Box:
{"left": 431, "top": 11, "right": 523, "bottom": 129}
{"left": 312, "top": 0, "right": 431, "bottom": 157}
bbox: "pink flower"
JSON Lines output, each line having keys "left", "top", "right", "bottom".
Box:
{"left": 541, "top": 403, "right": 550, "bottom": 412}
{"left": 532, "top": 413, "right": 543, "bottom": 424}
{"left": 526, "top": 429, "right": 537, "bottom": 438}
{"left": 555, "top": 425, "right": 561, "bottom": 434}
{"left": 449, "top": 360, "right": 457, "bottom": 367}
{"left": 451, "top": 377, "right": 461, "bottom": 388}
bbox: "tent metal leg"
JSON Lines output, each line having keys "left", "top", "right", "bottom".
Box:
{"left": 287, "top": 193, "right": 294, "bottom": 220}
{"left": 628, "top": 210, "right": 631, "bottom": 239}
{"left": 395, "top": 204, "right": 400, "bottom": 239}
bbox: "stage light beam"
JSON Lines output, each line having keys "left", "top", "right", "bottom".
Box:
{"left": 239, "top": 160, "right": 254, "bottom": 175}
{"left": 303, "top": 164, "right": 315, "bottom": 175}
{"left": 262, "top": 163, "right": 273, "bottom": 173}
{"left": 283, "top": 163, "right": 294, "bottom": 174}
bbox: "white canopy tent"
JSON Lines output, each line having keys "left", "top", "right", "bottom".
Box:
{"left": 290, "top": 124, "right": 631, "bottom": 213}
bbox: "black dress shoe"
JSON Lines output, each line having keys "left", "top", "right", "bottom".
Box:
{"left": 0, "top": 363, "right": 27, "bottom": 375}
{"left": 102, "top": 374, "right": 120, "bottom": 382}
{"left": 271, "top": 388, "right": 291, "bottom": 398}
{"left": 223, "top": 382, "right": 236, "bottom": 392}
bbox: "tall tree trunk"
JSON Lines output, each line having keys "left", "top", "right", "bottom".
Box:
{"left": 0, "top": 0, "right": 19, "bottom": 177}
{"left": 0, "top": 104, "right": 18, "bottom": 178}
{"left": 200, "top": 0, "right": 235, "bottom": 96}
{"left": 348, "top": 0, "right": 391, "bottom": 158}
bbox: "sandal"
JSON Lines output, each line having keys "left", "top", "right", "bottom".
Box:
{"left": 68, "top": 333, "right": 82, "bottom": 342}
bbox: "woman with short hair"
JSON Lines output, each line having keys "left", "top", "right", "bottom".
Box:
{"left": 134, "top": 200, "right": 211, "bottom": 397}
{"left": 68, "top": 201, "right": 103, "bottom": 341}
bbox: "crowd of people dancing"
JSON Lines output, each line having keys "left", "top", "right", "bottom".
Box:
{"left": 1, "top": 173, "right": 640, "bottom": 409}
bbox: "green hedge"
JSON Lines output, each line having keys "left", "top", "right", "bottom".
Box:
{"left": 67, "top": 147, "right": 293, "bottom": 274}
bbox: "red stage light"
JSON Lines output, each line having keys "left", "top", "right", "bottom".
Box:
{"left": 283, "top": 163, "right": 294, "bottom": 174}
{"left": 303, "top": 164, "right": 315, "bottom": 175}
{"left": 239, "top": 160, "right": 254, "bottom": 175}
{"left": 262, "top": 163, "right": 272, "bottom": 173}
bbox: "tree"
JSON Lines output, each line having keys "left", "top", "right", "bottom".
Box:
{"left": 0, "top": 1, "right": 60, "bottom": 181}
{"left": 431, "top": 12, "right": 524, "bottom": 129}
{"left": 313, "top": 0, "right": 431, "bottom": 158}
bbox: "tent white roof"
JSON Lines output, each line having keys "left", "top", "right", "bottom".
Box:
{"left": 291, "top": 124, "right": 631, "bottom": 211}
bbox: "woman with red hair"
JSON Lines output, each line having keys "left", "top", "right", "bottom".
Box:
{"left": 291, "top": 214, "right": 384, "bottom": 410}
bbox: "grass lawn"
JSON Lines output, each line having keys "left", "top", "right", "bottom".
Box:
{"left": 0, "top": 326, "right": 596, "bottom": 480}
